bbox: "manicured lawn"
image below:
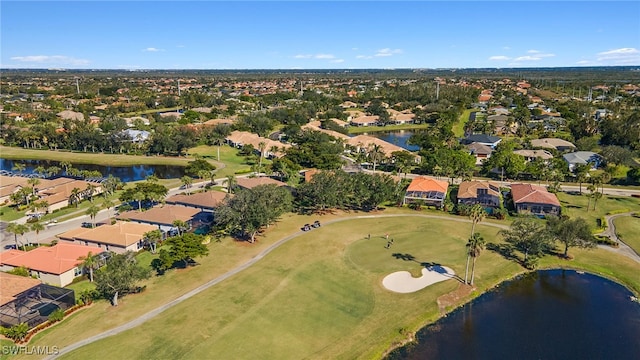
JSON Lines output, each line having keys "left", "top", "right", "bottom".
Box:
{"left": 453, "top": 108, "right": 478, "bottom": 137}
{"left": 613, "top": 215, "right": 640, "bottom": 255}
{"left": 66, "top": 280, "right": 96, "bottom": 294}
{"left": 17, "top": 208, "right": 638, "bottom": 360}
{"left": 0, "top": 205, "right": 25, "bottom": 222}
{"left": 556, "top": 192, "right": 640, "bottom": 230}
{"left": 188, "top": 144, "right": 266, "bottom": 178}
{"left": 347, "top": 123, "right": 430, "bottom": 134}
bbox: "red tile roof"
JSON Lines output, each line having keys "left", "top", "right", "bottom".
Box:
{"left": 406, "top": 177, "right": 449, "bottom": 193}
{"left": 0, "top": 243, "right": 103, "bottom": 275}
{"left": 511, "top": 183, "right": 560, "bottom": 206}
{"left": 0, "top": 272, "right": 42, "bottom": 306}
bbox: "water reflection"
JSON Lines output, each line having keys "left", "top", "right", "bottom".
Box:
{"left": 0, "top": 159, "right": 184, "bottom": 182}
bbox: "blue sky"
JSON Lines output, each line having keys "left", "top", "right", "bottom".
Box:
{"left": 2, "top": 1, "right": 639, "bottom": 69}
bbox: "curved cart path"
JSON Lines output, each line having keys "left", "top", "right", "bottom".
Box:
{"left": 596, "top": 212, "right": 640, "bottom": 262}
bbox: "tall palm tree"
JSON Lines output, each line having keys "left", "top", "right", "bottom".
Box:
{"left": 34, "top": 166, "right": 46, "bottom": 177}
{"left": 223, "top": 175, "right": 236, "bottom": 194}
{"left": 209, "top": 170, "right": 217, "bottom": 186}
{"left": 46, "top": 166, "right": 61, "bottom": 177}
{"left": 7, "top": 223, "right": 29, "bottom": 250}
{"left": 133, "top": 191, "right": 145, "bottom": 210}
{"left": 465, "top": 204, "right": 486, "bottom": 284}
{"left": 258, "top": 141, "right": 267, "bottom": 172}
{"left": 181, "top": 176, "right": 193, "bottom": 195}
{"left": 368, "top": 143, "right": 384, "bottom": 173}
{"left": 86, "top": 205, "right": 100, "bottom": 228}
{"left": 69, "top": 187, "right": 82, "bottom": 207}
{"left": 60, "top": 161, "right": 72, "bottom": 175}
{"left": 77, "top": 252, "right": 98, "bottom": 282}
{"left": 172, "top": 220, "right": 188, "bottom": 236}
{"left": 85, "top": 183, "right": 97, "bottom": 202}
{"left": 103, "top": 198, "right": 115, "bottom": 220}
{"left": 468, "top": 233, "right": 486, "bottom": 285}
{"left": 30, "top": 222, "right": 45, "bottom": 243}
{"left": 144, "top": 229, "right": 163, "bottom": 254}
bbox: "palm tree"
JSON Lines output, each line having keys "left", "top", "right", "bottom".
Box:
{"left": 86, "top": 205, "right": 100, "bottom": 228}
{"left": 181, "top": 176, "right": 193, "bottom": 195}
{"left": 368, "top": 143, "right": 384, "bottom": 173}
{"left": 34, "top": 166, "right": 46, "bottom": 177}
{"left": 144, "top": 229, "right": 163, "bottom": 254}
{"left": 592, "top": 191, "right": 603, "bottom": 211}
{"left": 103, "top": 198, "right": 115, "bottom": 219}
{"left": 30, "top": 222, "right": 45, "bottom": 243}
{"left": 198, "top": 170, "right": 209, "bottom": 185}
{"left": 145, "top": 174, "right": 159, "bottom": 183}
{"left": 586, "top": 183, "right": 596, "bottom": 211}
{"left": 60, "top": 161, "right": 72, "bottom": 175}
{"left": 7, "top": 223, "right": 29, "bottom": 250}
{"left": 27, "top": 178, "right": 40, "bottom": 196}
{"left": 465, "top": 204, "right": 486, "bottom": 284}
{"left": 133, "top": 191, "right": 145, "bottom": 210}
{"left": 11, "top": 162, "right": 26, "bottom": 175}
{"left": 208, "top": 170, "right": 217, "bottom": 186}
{"left": 468, "top": 233, "right": 486, "bottom": 285}
{"left": 85, "top": 183, "right": 97, "bottom": 202}
{"left": 172, "top": 220, "right": 188, "bottom": 236}
{"left": 46, "top": 166, "right": 61, "bottom": 177}
{"left": 258, "top": 141, "right": 267, "bottom": 172}
{"left": 574, "top": 163, "right": 590, "bottom": 194}
{"left": 78, "top": 252, "right": 98, "bottom": 282}
{"left": 69, "top": 187, "right": 82, "bottom": 207}
{"left": 223, "top": 175, "right": 236, "bottom": 194}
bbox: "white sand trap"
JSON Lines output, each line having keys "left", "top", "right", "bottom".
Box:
{"left": 382, "top": 265, "right": 456, "bottom": 293}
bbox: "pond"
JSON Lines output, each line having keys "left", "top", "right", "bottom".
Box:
{"left": 352, "top": 130, "right": 422, "bottom": 151}
{"left": 0, "top": 159, "right": 185, "bottom": 182}
{"left": 387, "top": 269, "right": 640, "bottom": 360}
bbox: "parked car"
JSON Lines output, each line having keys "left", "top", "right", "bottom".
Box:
{"left": 312, "top": 220, "right": 321, "bottom": 228}
{"left": 302, "top": 224, "right": 312, "bottom": 231}
{"left": 81, "top": 222, "right": 93, "bottom": 228}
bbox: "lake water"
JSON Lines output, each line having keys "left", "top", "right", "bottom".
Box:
{"left": 354, "top": 130, "right": 421, "bottom": 151}
{"left": 388, "top": 269, "right": 640, "bottom": 360}
{"left": 0, "top": 159, "right": 185, "bottom": 182}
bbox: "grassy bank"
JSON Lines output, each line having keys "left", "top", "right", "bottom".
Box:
{"left": 614, "top": 215, "right": 640, "bottom": 255}
{"left": 453, "top": 108, "right": 477, "bottom": 137}
{"left": 13, "top": 207, "right": 639, "bottom": 360}
{"left": 0, "top": 146, "right": 192, "bottom": 167}
{"left": 347, "top": 123, "right": 430, "bottom": 134}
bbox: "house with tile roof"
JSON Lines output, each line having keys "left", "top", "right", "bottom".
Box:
{"left": 562, "top": 151, "right": 603, "bottom": 171}
{"left": 57, "top": 221, "right": 158, "bottom": 254}
{"left": 0, "top": 272, "right": 76, "bottom": 328}
{"left": 235, "top": 176, "right": 287, "bottom": 190}
{"left": 513, "top": 149, "right": 554, "bottom": 162}
{"left": 461, "top": 134, "right": 502, "bottom": 149}
{"left": 467, "top": 142, "right": 493, "bottom": 165}
{"left": 165, "top": 190, "right": 230, "bottom": 211}
{"left": 530, "top": 138, "right": 576, "bottom": 152}
{"left": 510, "top": 183, "right": 561, "bottom": 217}
{"left": 0, "top": 243, "right": 105, "bottom": 286}
{"left": 349, "top": 115, "right": 379, "bottom": 127}
{"left": 116, "top": 206, "right": 200, "bottom": 230}
{"left": 457, "top": 181, "right": 501, "bottom": 208}
{"left": 403, "top": 177, "right": 449, "bottom": 208}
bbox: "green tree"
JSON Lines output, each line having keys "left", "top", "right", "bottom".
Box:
{"left": 69, "top": 187, "right": 82, "bottom": 207}
{"left": 546, "top": 216, "right": 597, "bottom": 258}
{"left": 215, "top": 184, "right": 293, "bottom": 242}
{"left": 467, "top": 232, "right": 486, "bottom": 285}
{"left": 103, "top": 198, "right": 115, "bottom": 219}
{"left": 144, "top": 229, "right": 163, "bottom": 254}
{"left": 94, "top": 252, "right": 150, "bottom": 306}
{"left": 30, "top": 221, "right": 45, "bottom": 243}
{"left": 574, "top": 163, "right": 590, "bottom": 195}
{"left": 86, "top": 205, "right": 100, "bottom": 228}
{"left": 78, "top": 251, "right": 99, "bottom": 282}
{"left": 172, "top": 220, "right": 188, "bottom": 236}
{"left": 7, "top": 222, "right": 29, "bottom": 250}
{"left": 223, "top": 175, "right": 237, "bottom": 194}
{"left": 465, "top": 204, "right": 486, "bottom": 284}
{"left": 155, "top": 233, "right": 209, "bottom": 271}
{"left": 11, "top": 162, "right": 25, "bottom": 174}
{"left": 181, "top": 176, "right": 194, "bottom": 195}
{"left": 500, "top": 217, "right": 551, "bottom": 266}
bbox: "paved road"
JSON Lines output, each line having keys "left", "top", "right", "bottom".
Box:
{"left": 596, "top": 212, "right": 640, "bottom": 262}
{"left": 46, "top": 213, "right": 508, "bottom": 359}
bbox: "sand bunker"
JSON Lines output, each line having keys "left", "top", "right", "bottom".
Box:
{"left": 382, "top": 265, "right": 456, "bottom": 293}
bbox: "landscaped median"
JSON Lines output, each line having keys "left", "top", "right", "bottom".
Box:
{"left": 11, "top": 208, "right": 640, "bottom": 360}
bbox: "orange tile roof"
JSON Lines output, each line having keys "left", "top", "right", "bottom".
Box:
{"left": 0, "top": 272, "right": 42, "bottom": 306}
{"left": 0, "top": 243, "right": 103, "bottom": 275}
{"left": 406, "top": 177, "right": 449, "bottom": 193}
{"left": 511, "top": 183, "right": 560, "bottom": 206}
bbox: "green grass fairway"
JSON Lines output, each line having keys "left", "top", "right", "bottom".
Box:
{"left": 13, "top": 211, "right": 640, "bottom": 360}
{"left": 453, "top": 108, "right": 478, "bottom": 137}
{"left": 614, "top": 215, "right": 640, "bottom": 255}
{"left": 188, "top": 144, "right": 266, "bottom": 178}
{"left": 557, "top": 192, "right": 640, "bottom": 229}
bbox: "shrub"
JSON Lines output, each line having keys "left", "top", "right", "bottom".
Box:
{"left": 493, "top": 208, "right": 508, "bottom": 220}
{"left": 48, "top": 308, "right": 65, "bottom": 323}
{"left": 4, "top": 323, "right": 29, "bottom": 342}
{"left": 524, "top": 256, "right": 539, "bottom": 270}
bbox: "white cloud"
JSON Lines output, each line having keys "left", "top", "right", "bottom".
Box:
{"left": 527, "top": 49, "right": 541, "bottom": 54}
{"left": 356, "top": 55, "right": 372, "bottom": 59}
{"left": 315, "top": 54, "right": 335, "bottom": 59}
{"left": 489, "top": 55, "right": 510, "bottom": 61}
{"left": 597, "top": 47, "right": 640, "bottom": 64}
{"left": 375, "top": 48, "right": 403, "bottom": 57}
{"left": 330, "top": 59, "right": 344, "bottom": 63}
{"left": 294, "top": 53, "right": 336, "bottom": 60}
{"left": 512, "top": 52, "right": 555, "bottom": 62}
{"left": 294, "top": 54, "right": 312, "bottom": 59}
{"left": 10, "top": 55, "right": 90, "bottom": 66}
{"left": 143, "top": 47, "right": 164, "bottom": 52}
{"left": 503, "top": 46, "right": 511, "bottom": 50}
{"left": 576, "top": 60, "right": 593, "bottom": 65}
